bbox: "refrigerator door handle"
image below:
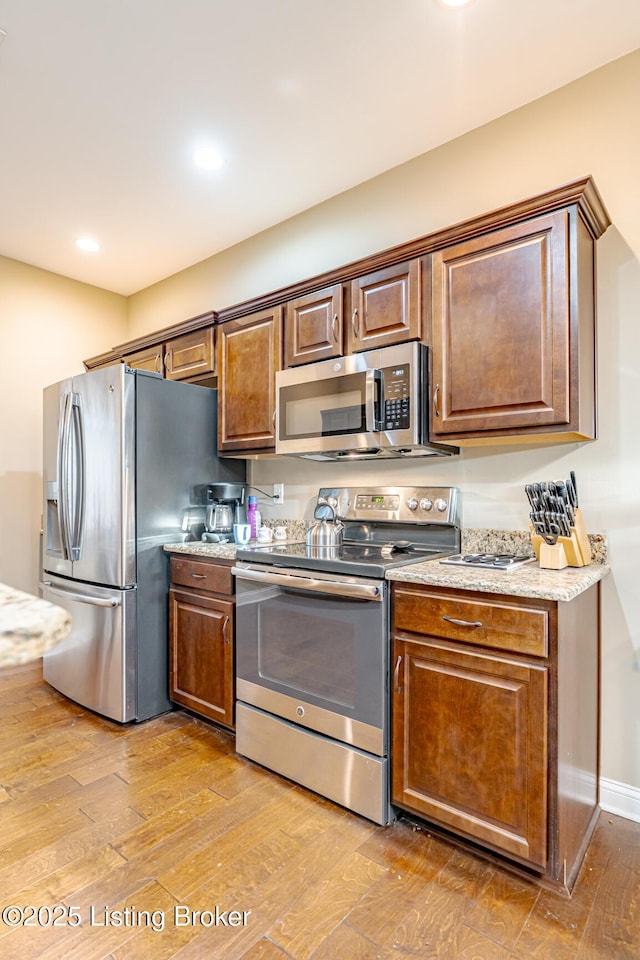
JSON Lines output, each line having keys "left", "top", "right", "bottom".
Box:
{"left": 40, "top": 580, "right": 122, "bottom": 607}
{"left": 58, "top": 391, "right": 74, "bottom": 561}
{"left": 70, "top": 393, "right": 85, "bottom": 561}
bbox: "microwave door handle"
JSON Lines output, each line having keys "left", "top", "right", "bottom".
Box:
{"left": 364, "top": 369, "right": 384, "bottom": 433}
{"left": 374, "top": 369, "right": 384, "bottom": 431}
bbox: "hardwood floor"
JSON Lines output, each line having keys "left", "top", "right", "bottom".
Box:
{"left": 1, "top": 661, "right": 638, "bottom": 959}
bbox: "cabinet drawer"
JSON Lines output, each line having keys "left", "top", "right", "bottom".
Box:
{"left": 170, "top": 557, "right": 233, "bottom": 595}
{"left": 393, "top": 586, "right": 548, "bottom": 657}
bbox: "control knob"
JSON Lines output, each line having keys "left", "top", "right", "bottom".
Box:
{"left": 419, "top": 498, "right": 433, "bottom": 511}
{"left": 406, "top": 497, "right": 419, "bottom": 511}
{"left": 435, "top": 498, "right": 448, "bottom": 513}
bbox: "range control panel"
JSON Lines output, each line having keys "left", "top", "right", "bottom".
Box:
{"left": 316, "top": 486, "right": 460, "bottom": 526}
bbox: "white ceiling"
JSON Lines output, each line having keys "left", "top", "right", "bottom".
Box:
{"left": 1, "top": 0, "right": 640, "bottom": 296}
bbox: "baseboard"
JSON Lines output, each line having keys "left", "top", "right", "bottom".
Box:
{"left": 600, "top": 777, "right": 640, "bottom": 823}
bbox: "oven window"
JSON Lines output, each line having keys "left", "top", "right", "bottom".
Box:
{"left": 279, "top": 373, "right": 367, "bottom": 440}
{"left": 258, "top": 600, "right": 355, "bottom": 708}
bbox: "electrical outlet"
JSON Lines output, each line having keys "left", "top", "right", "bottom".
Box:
{"left": 273, "top": 483, "right": 284, "bottom": 504}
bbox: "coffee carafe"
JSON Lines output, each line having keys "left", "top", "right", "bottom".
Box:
{"left": 205, "top": 483, "right": 247, "bottom": 534}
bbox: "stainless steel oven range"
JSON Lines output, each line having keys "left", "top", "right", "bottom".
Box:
{"left": 231, "top": 485, "right": 460, "bottom": 825}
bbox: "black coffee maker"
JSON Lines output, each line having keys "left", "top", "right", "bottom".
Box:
{"left": 205, "top": 483, "right": 247, "bottom": 535}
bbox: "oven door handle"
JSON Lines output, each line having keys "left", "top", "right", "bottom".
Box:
{"left": 231, "top": 565, "right": 384, "bottom": 602}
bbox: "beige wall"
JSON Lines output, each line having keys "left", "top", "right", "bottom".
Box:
{"left": 4, "top": 51, "right": 639, "bottom": 796}
{"left": 127, "top": 50, "right": 640, "bottom": 796}
{"left": 0, "top": 256, "right": 127, "bottom": 592}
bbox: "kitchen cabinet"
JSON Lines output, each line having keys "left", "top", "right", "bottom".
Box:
{"left": 169, "top": 555, "right": 235, "bottom": 729}
{"left": 165, "top": 326, "right": 216, "bottom": 381}
{"left": 430, "top": 207, "right": 597, "bottom": 444}
{"left": 284, "top": 284, "right": 343, "bottom": 367}
{"left": 124, "top": 327, "right": 216, "bottom": 382}
{"left": 391, "top": 582, "right": 600, "bottom": 889}
{"left": 283, "top": 262, "right": 423, "bottom": 366}
{"left": 217, "top": 306, "right": 283, "bottom": 453}
{"left": 124, "top": 343, "right": 165, "bottom": 374}
{"left": 347, "top": 259, "right": 423, "bottom": 354}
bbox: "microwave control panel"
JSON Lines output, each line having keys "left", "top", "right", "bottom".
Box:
{"left": 381, "top": 363, "right": 410, "bottom": 431}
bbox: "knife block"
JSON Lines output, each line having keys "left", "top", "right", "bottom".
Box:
{"left": 529, "top": 521, "right": 590, "bottom": 568}
{"left": 535, "top": 538, "right": 569, "bottom": 569}
{"left": 573, "top": 508, "right": 592, "bottom": 564}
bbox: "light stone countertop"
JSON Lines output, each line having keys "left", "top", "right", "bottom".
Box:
{"left": 0, "top": 582, "right": 72, "bottom": 668}
{"left": 385, "top": 557, "right": 609, "bottom": 602}
{"left": 164, "top": 541, "right": 239, "bottom": 561}
{"left": 163, "top": 528, "right": 610, "bottom": 603}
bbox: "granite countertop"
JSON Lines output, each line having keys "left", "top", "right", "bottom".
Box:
{"left": 164, "top": 528, "right": 609, "bottom": 603}
{"left": 164, "top": 540, "right": 239, "bottom": 561}
{"left": 385, "top": 557, "right": 609, "bottom": 602}
{"left": 0, "top": 583, "right": 72, "bottom": 668}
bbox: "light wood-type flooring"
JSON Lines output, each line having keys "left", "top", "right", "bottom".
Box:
{"left": 1, "top": 661, "right": 638, "bottom": 959}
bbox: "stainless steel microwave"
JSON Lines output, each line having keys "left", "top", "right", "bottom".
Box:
{"left": 275, "top": 342, "right": 458, "bottom": 460}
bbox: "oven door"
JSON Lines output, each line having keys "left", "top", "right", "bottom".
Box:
{"left": 232, "top": 563, "right": 388, "bottom": 756}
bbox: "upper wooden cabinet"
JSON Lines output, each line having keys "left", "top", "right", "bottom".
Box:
{"left": 430, "top": 207, "right": 597, "bottom": 444}
{"left": 217, "top": 306, "right": 283, "bottom": 453}
{"left": 123, "top": 343, "right": 164, "bottom": 374}
{"left": 284, "top": 284, "right": 343, "bottom": 367}
{"left": 347, "top": 259, "right": 422, "bottom": 353}
{"left": 165, "top": 326, "right": 216, "bottom": 381}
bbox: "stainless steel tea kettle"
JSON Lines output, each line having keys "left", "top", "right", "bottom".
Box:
{"left": 306, "top": 502, "right": 344, "bottom": 548}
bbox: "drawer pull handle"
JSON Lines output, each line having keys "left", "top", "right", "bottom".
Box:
{"left": 394, "top": 654, "right": 403, "bottom": 694}
{"left": 443, "top": 615, "right": 483, "bottom": 628}
{"left": 190, "top": 573, "right": 207, "bottom": 579}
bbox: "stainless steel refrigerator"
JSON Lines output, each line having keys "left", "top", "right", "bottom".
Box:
{"left": 41, "top": 365, "right": 245, "bottom": 723}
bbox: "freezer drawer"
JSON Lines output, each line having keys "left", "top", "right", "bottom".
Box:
{"left": 41, "top": 576, "right": 137, "bottom": 722}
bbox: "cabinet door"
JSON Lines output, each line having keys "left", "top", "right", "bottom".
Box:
{"left": 284, "top": 284, "right": 343, "bottom": 366}
{"left": 431, "top": 211, "right": 571, "bottom": 438}
{"left": 217, "top": 307, "right": 282, "bottom": 452}
{"left": 165, "top": 327, "right": 216, "bottom": 381}
{"left": 124, "top": 344, "right": 164, "bottom": 375}
{"left": 348, "top": 260, "right": 422, "bottom": 353}
{"left": 170, "top": 589, "right": 234, "bottom": 728}
{"left": 392, "top": 636, "right": 548, "bottom": 868}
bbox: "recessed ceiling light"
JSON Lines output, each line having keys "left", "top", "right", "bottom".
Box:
{"left": 438, "top": 0, "right": 473, "bottom": 7}
{"left": 193, "top": 147, "right": 225, "bottom": 171}
{"left": 75, "top": 236, "right": 100, "bottom": 253}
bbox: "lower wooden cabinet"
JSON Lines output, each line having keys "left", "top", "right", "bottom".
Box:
{"left": 393, "top": 634, "right": 548, "bottom": 868}
{"left": 391, "top": 582, "right": 600, "bottom": 888}
{"left": 169, "top": 556, "right": 235, "bottom": 729}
